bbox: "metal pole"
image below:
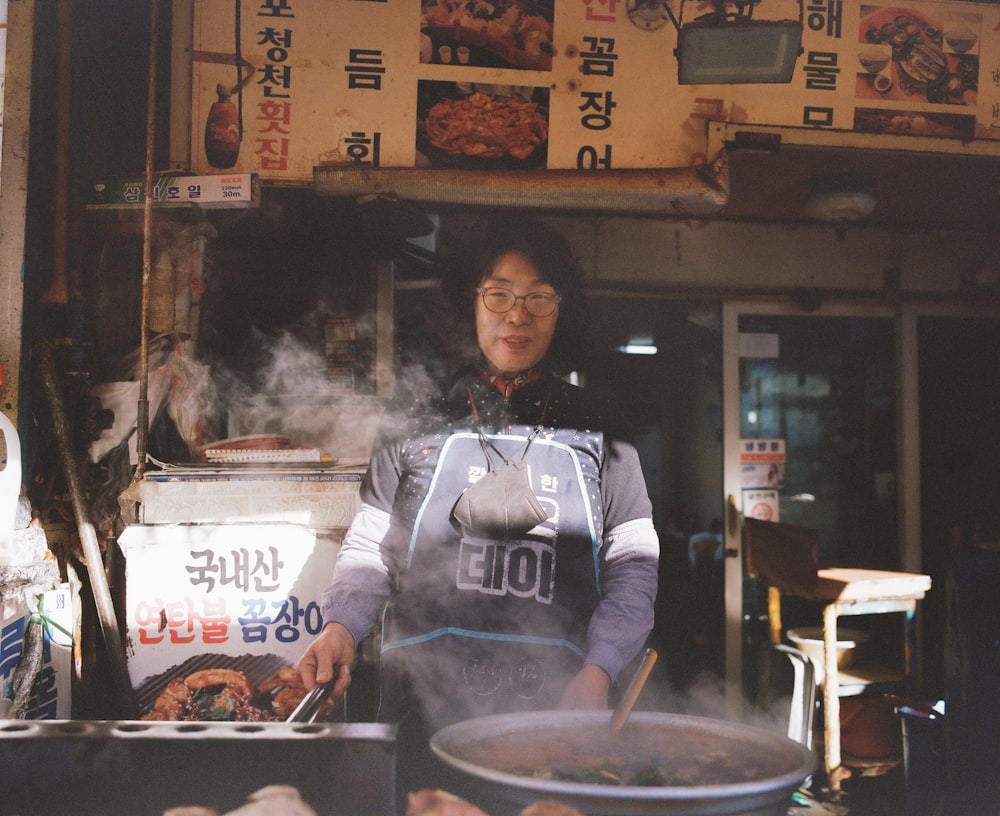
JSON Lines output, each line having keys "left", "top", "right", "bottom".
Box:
{"left": 136, "top": 0, "right": 161, "bottom": 479}
{"left": 39, "top": 341, "right": 136, "bottom": 718}
{"left": 38, "top": 0, "right": 72, "bottom": 307}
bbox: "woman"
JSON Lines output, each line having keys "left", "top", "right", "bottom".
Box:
{"left": 298, "top": 214, "right": 659, "bottom": 737}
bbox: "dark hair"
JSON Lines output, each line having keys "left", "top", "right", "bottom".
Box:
{"left": 440, "top": 213, "right": 586, "bottom": 374}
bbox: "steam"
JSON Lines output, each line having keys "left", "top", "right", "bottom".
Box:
{"left": 214, "top": 327, "right": 366, "bottom": 464}
{"left": 628, "top": 666, "right": 807, "bottom": 740}
{"left": 201, "top": 316, "right": 447, "bottom": 466}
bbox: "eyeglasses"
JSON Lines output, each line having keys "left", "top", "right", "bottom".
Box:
{"left": 477, "top": 287, "right": 561, "bottom": 318}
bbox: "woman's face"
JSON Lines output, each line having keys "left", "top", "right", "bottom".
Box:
{"left": 475, "top": 250, "right": 559, "bottom": 376}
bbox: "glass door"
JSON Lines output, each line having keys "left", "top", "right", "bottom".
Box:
{"left": 721, "top": 302, "right": 898, "bottom": 696}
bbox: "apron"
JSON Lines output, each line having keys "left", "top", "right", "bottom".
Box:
{"left": 380, "top": 424, "right": 605, "bottom": 730}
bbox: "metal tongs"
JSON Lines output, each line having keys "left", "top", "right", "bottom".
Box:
{"left": 287, "top": 680, "right": 336, "bottom": 724}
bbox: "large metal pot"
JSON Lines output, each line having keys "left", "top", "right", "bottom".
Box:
{"left": 430, "top": 710, "right": 817, "bottom": 816}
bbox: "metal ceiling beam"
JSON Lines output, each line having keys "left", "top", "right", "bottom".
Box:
{"left": 314, "top": 154, "right": 730, "bottom": 218}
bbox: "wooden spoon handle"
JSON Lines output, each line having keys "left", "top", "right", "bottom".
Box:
{"left": 610, "top": 648, "right": 658, "bottom": 732}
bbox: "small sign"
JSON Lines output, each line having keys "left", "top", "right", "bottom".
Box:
{"left": 743, "top": 488, "right": 780, "bottom": 522}
{"left": 88, "top": 174, "right": 260, "bottom": 210}
{"left": 325, "top": 318, "right": 358, "bottom": 363}
{"left": 740, "top": 438, "right": 786, "bottom": 489}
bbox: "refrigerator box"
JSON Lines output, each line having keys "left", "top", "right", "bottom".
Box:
{"left": 87, "top": 173, "right": 260, "bottom": 210}
{"left": 127, "top": 467, "right": 363, "bottom": 528}
{"left": 0, "top": 583, "right": 76, "bottom": 719}
{"left": 118, "top": 523, "right": 340, "bottom": 720}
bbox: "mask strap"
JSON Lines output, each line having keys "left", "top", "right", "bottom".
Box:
{"left": 466, "top": 385, "right": 552, "bottom": 469}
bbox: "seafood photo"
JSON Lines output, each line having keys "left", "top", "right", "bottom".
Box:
{"left": 142, "top": 665, "right": 334, "bottom": 722}
{"left": 859, "top": 7, "right": 978, "bottom": 106}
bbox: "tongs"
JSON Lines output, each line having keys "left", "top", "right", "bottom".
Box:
{"left": 287, "top": 680, "right": 336, "bottom": 724}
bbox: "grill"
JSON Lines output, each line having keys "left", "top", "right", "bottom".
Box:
{"left": 0, "top": 719, "right": 397, "bottom": 816}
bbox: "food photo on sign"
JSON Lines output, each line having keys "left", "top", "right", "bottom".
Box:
{"left": 135, "top": 654, "right": 339, "bottom": 723}
{"left": 415, "top": 80, "right": 550, "bottom": 168}
{"left": 853, "top": 4, "right": 980, "bottom": 138}
{"left": 419, "top": 0, "right": 554, "bottom": 71}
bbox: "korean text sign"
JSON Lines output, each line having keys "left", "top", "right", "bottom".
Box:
{"left": 187, "top": 0, "right": 1000, "bottom": 182}
{"left": 120, "top": 523, "right": 337, "bottom": 689}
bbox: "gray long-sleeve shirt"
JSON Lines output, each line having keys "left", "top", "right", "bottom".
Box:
{"left": 321, "top": 372, "right": 660, "bottom": 685}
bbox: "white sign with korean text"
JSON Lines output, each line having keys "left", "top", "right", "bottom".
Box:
{"left": 120, "top": 523, "right": 338, "bottom": 695}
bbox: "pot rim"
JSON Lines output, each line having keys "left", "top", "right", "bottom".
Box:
{"left": 430, "top": 709, "right": 818, "bottom": 803}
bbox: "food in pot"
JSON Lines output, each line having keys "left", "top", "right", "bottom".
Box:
{"left": 444, "top": 720, "right": 795, "bottom": 787}
{"left": 423, "top": 92, "right": 547, "bottom": 160}
{"left": 525, "top": 753, "right": 775, "bottom": 787}
{"left": 432, "top": 712, "right": 817, "bottom": 816}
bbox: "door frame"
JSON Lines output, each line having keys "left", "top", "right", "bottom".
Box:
{"left": 0, "top": 0, "right": 36, "bottom": 426}
{"left": 720, "top": 298, "right": 902, "bottom": 700}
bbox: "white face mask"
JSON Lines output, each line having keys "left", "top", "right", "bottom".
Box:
{"left": 451, "top": 460, "right": 548, "bottom": 539}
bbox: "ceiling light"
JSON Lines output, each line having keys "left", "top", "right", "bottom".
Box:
{"left": 804, "top": 190, "right": 877, "bottom": 223}
{"left": 804, "top": 173, "right": 878, "bottom": 224}
{"left": 619, "top": 344, "right": 659, "bottom": 355}
{"left": 618, "top": 334, "right": 658, "bottom": 355}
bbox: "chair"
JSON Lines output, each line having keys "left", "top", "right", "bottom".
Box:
{"left": 743, "top": 517, "right": 932, "bottom": 799}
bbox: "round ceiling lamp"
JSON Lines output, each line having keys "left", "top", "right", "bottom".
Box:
{"left": 804, "top": 173, "right": 877, "bottom": 224}
{"left": 804, "top": 189, "right": 878, "bottom": 223}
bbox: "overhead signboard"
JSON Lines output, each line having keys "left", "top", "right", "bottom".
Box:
{"left": 180, "top": 1, "right": 1000, "bottom": 184}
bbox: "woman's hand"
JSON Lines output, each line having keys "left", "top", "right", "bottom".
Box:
{"left": 558, "top": 663, "right": 611, "bottom": 710}
{"left": 297, "top": 622, "right": 356, "bottom": 698}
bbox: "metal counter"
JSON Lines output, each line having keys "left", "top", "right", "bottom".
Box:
{"left": 0, "top": 719, "right": 397, "bottom": 816}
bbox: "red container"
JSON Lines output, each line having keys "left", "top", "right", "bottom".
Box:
{"left": 840, "top": 696, "right": 901, "bottom": 759}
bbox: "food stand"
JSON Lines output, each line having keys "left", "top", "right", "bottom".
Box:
{"left": 1, "top": 2, "right": 1000, "bottom": 813}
